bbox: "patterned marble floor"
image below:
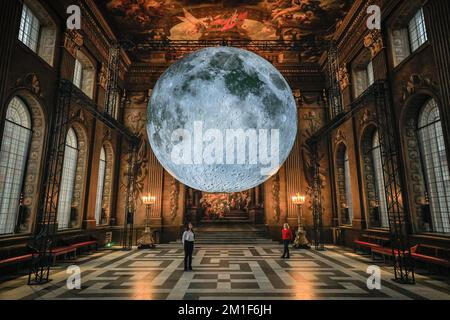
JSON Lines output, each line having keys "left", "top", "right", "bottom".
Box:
{"left": 0, "top": 245, "right": 449, "bottom": 300}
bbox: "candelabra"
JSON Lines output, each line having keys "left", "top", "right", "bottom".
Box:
{"left": 292, "top": 193, "right": 311, "bottom": 249}
{"left": 137, "top": 195, "right": 156, "bottom": 249}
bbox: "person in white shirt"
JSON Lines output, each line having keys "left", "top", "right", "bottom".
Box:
{"left": 182, "top": 223, "right": 195, "bottom": 271}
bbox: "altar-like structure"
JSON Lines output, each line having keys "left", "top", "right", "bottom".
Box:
{"left": 184, "top": 187, "right": 265, "bottom": 225}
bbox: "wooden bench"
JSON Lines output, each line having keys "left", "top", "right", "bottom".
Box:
{"left": 0, "top": 240, "right": 99, "bottom": 273}
{"left": 411, "top": 245, "right": 450, "bottom": 274}
{"left": 49, "top": 240, "right": 99, "bottom": 264}
{"left": 0, "top": 254, "right": 33, "bottom": 269}
{"left": 354, "top": 240, "right": 411, "bottom": 263}
{"left": 353, "top": 240, "right": 384, "bottom": 253}
{"left": 371, "top": 246, "right": 404, "bottom": 263}
{"left": 71, "top": 240, "right": 98, "bottom": 252}
{"left": 354, "top": 241, "right": 450, "bottom": 275}
{"left": 50, "top": 246, "right": 77, "bottom": 265}
{"left": 412, "top": 253, "right": 450, "bottom": 268}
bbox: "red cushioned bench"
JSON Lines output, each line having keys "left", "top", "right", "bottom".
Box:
{"left": 0, "top": 254, "right": 33, "bottom": 268}
{"left": 356, "top": 242, "right": 450, "bottom": 273}
{"left": 0, "top": 240, "right": 99, "bottom": 271}
{"left": 353, "top": 240, "right": 384, "bottom": 253}
{"left": 410, "top": 245, "right": 450, "bottom": 274}
{"left": 354, "top": 240, "right": 414, "bottom": 263}
{"left": 412, "top": 253, "right": 450, "bottom": 268}
{"left": 50, "top": 240, "right": 98, "bottom": 264}
{"left": 353, "top": 240, "right": 390, "bottom": 261}
{"left": 71, "top": 240, "right": 98, "bottom": 252}
{"left": 371, "top": 246, "right": 404, "bottom": 263}
{"left": 50, "top": 246, "right": 77, "bottom": 265}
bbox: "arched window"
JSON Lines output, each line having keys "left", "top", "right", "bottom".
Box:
{"left": 57, "top": 128, "right": 79, "bottom": 230}
{"left": 0, "top": 98, "right": 32, "bottom": 234}
{"left": 344, "top": 150, "right": 354, "bottom": 224}
{"left": 95, "top": 147, "right": 106, "bottom": 225}
{"left": 336, "top": 144, "right": 353, "bottom": 225}
{"left": 73, "top": 51, "right": 95, "bottom": 99}
{"left": 418, "top": 99, "right": 450, "bottom": 233}
{"left": 371, "top": 131, "right": 389, "bottom": 228}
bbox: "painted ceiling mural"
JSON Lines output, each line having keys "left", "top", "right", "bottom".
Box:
{"left": 97, "top": 0, "right": 354, "bottom": 62}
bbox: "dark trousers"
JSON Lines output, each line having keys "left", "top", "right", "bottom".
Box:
{"left": 282, "top": 240, "right": 290, "bottom": 258}
{"left": 184, "top": 241, "right": 194, "bottom": 270}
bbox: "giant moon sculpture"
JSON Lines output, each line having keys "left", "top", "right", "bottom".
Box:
{"left": 147, "top": 47, "right": 297, "bottom": 193}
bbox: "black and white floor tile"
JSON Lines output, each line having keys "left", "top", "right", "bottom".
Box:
{"left": 0, "top": 245, "right": 449, "bottom": 300}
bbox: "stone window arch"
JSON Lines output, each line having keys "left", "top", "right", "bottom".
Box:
{"left": 95, "top": 142, "right": 114, "bottom": 226}
{"left": 71, "top": 123, "right": 89, "bottom": 229}
{"left": 417, "top": 99, "right": 450, "bottom": 233}
{"left": 335, "top": 143, "right": 353, "bottom": 225}
{"left": 56, "top": 123, "right": 88, "bottom": 230}
{"left": 360, "top": 125, "right": 389, "bottom": 228}
{"left": 57, "top": 128, "right": 78, "bottom": 229}
{"left": 0, "top": 91, "right": 46, "bottom": 235}
{"left": 401, "top": 93, "right": 450, "bottom": 234}
{"left": 73, "top": 50, "right": 96, "bottom": 99}
{"left": 95, "top": 147, "right": 106, "bottom": 225}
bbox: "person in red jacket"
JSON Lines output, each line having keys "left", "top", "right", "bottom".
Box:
{"left": 281, "top": 223, "right": 293, "bottom": 259}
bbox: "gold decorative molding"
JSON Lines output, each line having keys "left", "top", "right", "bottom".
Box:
{"left": 293, "top": 89, "right": 303, "bottom": 107}
{"left": 334, "top": 129, "right": 347, "bottom": 145}
{"left": 272, "top": 173, "right": 281, "bottom": 224}
{"left": 338, "top": 65, "right": 350, "bottom": 91}
{"left": 402, "top": 74, "right": 437, "bottom": 102}
{"left": 64, "top": 30, "right": 84, "bottom": 57}
{"left": 169, "top": 177, "right": 180, "bottom": 221}
{"left": 15, "top": 74, "right": 43, "bottom": 97}
{"left": 70, "top": 109, "right": 89, "bottom": 129}
{"left": 364, "top": 29, "right": 384, "bottom": 58}
{"left": 359, "top": 109, "right": 377, "bottom": 128}
{"left": 98, "top": 65, "right": 108, "bottom": 89}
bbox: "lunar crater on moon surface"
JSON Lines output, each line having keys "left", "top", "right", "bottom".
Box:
{"left": 148, "top": 46, "right": 297, "bottom": 193}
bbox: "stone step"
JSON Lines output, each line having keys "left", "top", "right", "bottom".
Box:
{"left": 224, "top": 213, "right": 249, "bottom": 216}
{"left": 195, "top": 227, "right": 267, "bottom": 233}
{"left": 196, "top": 236, "right": 267, "bottom": 240}
{"left": 171, "top": 240, "right": 277, "bottom": 245}
{"left": 200, "top": 219, "right": 253, "bottom": 224}
{"left": 195, "top": 241, "right": 276, "bottom": 244}
{"left": 196, "top": 233, "right": 267, "bottom": 237}
{"left": 223, "top": 215, "right": 249, "bottom": 219}
{"left": 181, "top": 223, "right": 273, "bottom": 245}
{"left": 196, "top": 225, "right": 266, "bottom": 229}
{"left": 195, "top": 230, "right": 267, "bottom": 234}
{"left": 195, "top": 241, "right": 275, "bottom": 244}
{"left": 197, "top": 233, "right": 266, "bottom": 235}
{"left": 196, "top": 238, "right": 272, "bottom": 242}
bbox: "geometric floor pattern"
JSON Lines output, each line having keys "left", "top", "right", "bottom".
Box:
{"left": 1, "top": 245, "right": 449, "bottom": 300}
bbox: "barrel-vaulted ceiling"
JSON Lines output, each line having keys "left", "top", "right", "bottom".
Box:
{"left": 96, "top": 0, "right": 354, "bottom": 63}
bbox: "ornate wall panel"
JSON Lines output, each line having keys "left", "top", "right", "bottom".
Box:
{"left": 70, "top": 120, "right": 89, "bottom": 229}
{"left": 118, "top": 92, "right": 164, "bottom": 227}
{"left": 14, "top": 91, "right": 46, "bottom": 233}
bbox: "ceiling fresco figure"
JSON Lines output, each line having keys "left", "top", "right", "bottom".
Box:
{"left": 170, "top": 8, "right": 277, "bottom": 40}
{"left": 98, "top": 0, "right": 353, "bottom": 62}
